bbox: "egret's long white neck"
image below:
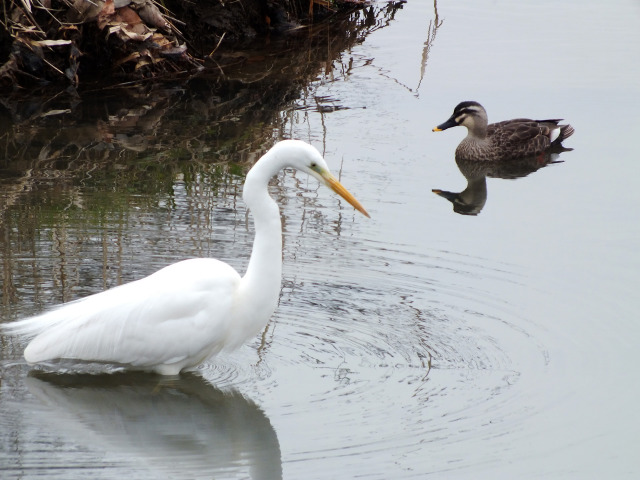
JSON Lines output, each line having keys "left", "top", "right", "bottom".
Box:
{"left": 236, "top": 152, "right": 287, "bottom": 336}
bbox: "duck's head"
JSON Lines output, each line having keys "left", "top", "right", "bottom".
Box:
{"left": 433, "top": 101, "right": 488, "bottom": 134}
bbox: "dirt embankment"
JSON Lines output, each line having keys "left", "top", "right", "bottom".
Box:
{"left": 0, "top": 0, "right": 371, "bottom": 90}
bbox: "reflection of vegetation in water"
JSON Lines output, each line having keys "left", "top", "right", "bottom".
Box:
{"left": 0, "top": 4, "right": 405, "bottom": 318}
{"left": 1, "top": 4, "right": 404, "bottom": 179}
{"left": 0, "top": 164, "right": 244, "bottom": 314}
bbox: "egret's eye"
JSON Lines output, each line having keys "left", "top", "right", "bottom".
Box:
{"left": 311, "top": 162, "right": 317, "bottom": 168}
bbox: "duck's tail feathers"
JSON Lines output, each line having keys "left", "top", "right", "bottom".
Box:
{"left": 549, "top": 123, "right": 574, "bottom": 144}
{"left": 559, "top": 124, "right": 575, "bottom": 142}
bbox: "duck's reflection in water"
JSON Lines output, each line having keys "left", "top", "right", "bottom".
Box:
{"left": 26, "top": 371, "right": 282, "bottom": 480}
{"left": 433, "top": 149, "right": 570, "bottom": 215}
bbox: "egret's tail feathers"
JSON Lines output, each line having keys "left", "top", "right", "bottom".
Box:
{"left": 0, "top": 305, "right": 73, "bottom": 339}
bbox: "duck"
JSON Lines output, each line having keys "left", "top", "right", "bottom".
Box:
{"left": 432, "top": 101, "right": 574, "bottom": 162}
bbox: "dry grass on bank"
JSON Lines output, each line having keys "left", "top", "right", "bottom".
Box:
{"left": 0, "top": 0, "right": 370, "bottom": 91}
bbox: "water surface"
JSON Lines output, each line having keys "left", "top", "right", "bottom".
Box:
{"left": 1, "top": 1, "right": 639, "bottom": 478}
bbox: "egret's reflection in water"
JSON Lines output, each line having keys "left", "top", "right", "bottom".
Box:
{"left": 25, "top": 371, "right": 281, "bottom": 479}
{"left": 433, "top": 148, "right": 571, "bottom": 215}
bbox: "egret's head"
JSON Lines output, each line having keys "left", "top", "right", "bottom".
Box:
{"left": 277, "top": 140, "right": 370, "bottom": 218}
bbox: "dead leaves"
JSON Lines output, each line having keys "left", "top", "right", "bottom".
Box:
{"left": 88, "top": 0, "right": 188, "bottom": 72}
{"left": 96, "top": 0, "right": 117, "bottom": 31}
{"left": 1, "top": 0, "right": 188, "bottom": 88}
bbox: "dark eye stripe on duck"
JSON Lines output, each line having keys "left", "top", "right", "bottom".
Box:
{"left": 457, "top": 107, "right": 481, "bottom": 116}
{"left": 455, "top": 108, "right": 480, "bottom": 121}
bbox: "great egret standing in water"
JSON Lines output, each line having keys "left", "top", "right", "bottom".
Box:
{"left": 2, "top": 140, "right": 369, "bottom": 375}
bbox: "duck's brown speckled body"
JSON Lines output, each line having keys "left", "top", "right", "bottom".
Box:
{"left": 433, "top": 101, "right": 574, "bottom": 162}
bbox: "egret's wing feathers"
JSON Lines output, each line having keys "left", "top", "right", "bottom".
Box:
{"left": 16, "top": 258, "right": 241, "bottom": 369}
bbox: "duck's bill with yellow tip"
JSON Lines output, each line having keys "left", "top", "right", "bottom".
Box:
{"left": 432, "top": 116, "right": 458, "bottom": 132}
{"left": 317, "top": 170, "right": 370, "bottom": 218}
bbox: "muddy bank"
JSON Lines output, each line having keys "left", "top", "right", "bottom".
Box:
{"left": 0, "top": 0, "right": 388, "bottom": 91}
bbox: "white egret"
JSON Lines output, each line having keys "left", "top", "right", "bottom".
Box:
{"left": 1, "top": 140, "right": 369, "bottom": 375}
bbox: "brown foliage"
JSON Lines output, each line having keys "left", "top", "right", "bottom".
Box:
{"left": 0, "top": 0, "right": 371, "bottom": 91}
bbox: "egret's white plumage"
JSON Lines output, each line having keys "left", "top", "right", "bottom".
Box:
{"left": 1, "top": 140, "right": 369, "bottom": 375}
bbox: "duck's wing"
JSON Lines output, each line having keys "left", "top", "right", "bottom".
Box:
{"left": 489, "top": 119, "right": 562, "bottom": 158}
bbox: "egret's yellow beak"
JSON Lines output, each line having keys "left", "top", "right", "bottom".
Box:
{"left": 322, "top": 172, "right": 370, "bottom": 218}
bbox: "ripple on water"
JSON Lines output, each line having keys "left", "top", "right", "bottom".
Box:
{"left": 278, "top": 236, "right": 534, "bottom": 370}
{"left": 0, "top": 196, "right": 552, "bottom": 478}
{"left": 197, "top": 347, "right": 276, "bottom": 390}
{"left": 250, "top": 233, "right": 550, "bottom": 475}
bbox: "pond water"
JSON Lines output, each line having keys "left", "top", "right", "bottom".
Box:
{"left": 2, "top": 0, "right": 639, "bottom": 478}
